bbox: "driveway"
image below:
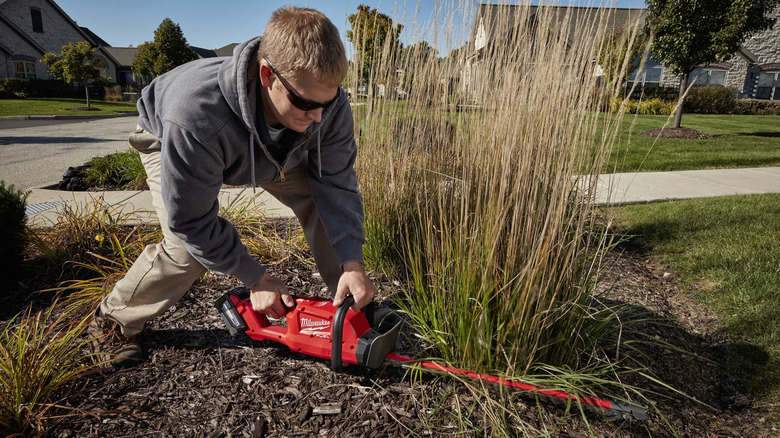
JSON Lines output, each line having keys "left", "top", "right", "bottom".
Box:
{"left": 0, "top": 115, "right": 138, "bottom": 190}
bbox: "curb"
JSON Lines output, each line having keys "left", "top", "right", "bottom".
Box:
{"left": 0, "top": 112, "right": 138, "bottom": 121}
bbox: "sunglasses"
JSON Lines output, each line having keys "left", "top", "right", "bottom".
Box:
{"left": 263, "top": 57, "right": 339, "bottom": 111}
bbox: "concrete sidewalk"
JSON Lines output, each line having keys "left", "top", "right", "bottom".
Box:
{"left": 24, "top": 186, "right": 295, "bottom": 228}
{"left": 591, "top": 166, "right": 780, "bottom": 205}
{"left": 23, "top": 166, "right": 780, "bottom": 227}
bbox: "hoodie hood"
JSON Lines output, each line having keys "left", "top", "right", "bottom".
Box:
{"left": 218, "top": 36, "right": 262, "bottom": 136}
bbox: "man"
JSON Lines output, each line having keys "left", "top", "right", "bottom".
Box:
{"left": 89, "top": 6, "right": 376, "bottom": 367}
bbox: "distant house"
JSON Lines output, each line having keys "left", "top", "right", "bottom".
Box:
{"left": 101, "top": 47, "right": 141, "bottom": 88}
{"left": 214, "top": 43, "right": 238, "bottom": 57}
{"left": 632, "top": 7, "right": 780, "bottom": 99}
{"left": 463, "top": 4, "right": 780, "bottom": 102}
{"left": 0, "top": 0, "right": 119, "bottom": 82}
{"left": 104, "top": 44, "right": 237, "bottom": 89}
{"left": 1, "top": 0, "right": 241, "bottom": 91}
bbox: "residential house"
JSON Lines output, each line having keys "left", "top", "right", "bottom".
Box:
{"left": 463, "top": 4, "right": 780, "bottom": 102}
{"left": 1, "top": 0, "right": 240, "bottom": 93}
{"left": 633, "top": 7, "right": 780, "bottom": 99}
{"left": 104, "top": 44, "right": 236, "bottom": 89}
{"left": 0, "top": 0, "right": 119, "bottom": 82}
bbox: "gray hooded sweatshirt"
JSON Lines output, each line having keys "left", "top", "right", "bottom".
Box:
{"left": 135, "top": 36, "right": 365, "bottom": 288}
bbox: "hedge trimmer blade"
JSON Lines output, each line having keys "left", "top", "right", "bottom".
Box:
{"left": 215, "top": 287, "right": 646, "bottom": 421}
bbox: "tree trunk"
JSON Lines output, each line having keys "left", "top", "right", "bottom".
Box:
{"left": 85, "top": 81, "right": 91, "bottom": 108}
{"left": 674, "top": 74, "right": 688, "bottom": 128}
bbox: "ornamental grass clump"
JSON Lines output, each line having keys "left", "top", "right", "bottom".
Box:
{"left": 219, "top": 192, "right": 311, "bottom": 265}
{"left": 353, "top": 1, "right": 643, "bottom": 379}
{"left": 0, "top": 302, "right": 97, "bottom": 436}
{"left": 27, "top": 196, "right": 141, "bottom": 279}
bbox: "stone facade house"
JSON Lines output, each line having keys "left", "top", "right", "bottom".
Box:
{"left": 638, "top": 7, "right": 780, "bottom": 100}
{"left": 463, "top": 4, "right": 780, "bottom": 102}
{"left": 0, "top": 0, "right": 119, "bottom": 82}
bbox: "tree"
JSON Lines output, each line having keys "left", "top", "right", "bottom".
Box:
{"left": 401, "top": 41, "right": 438, "bottom": 64}
{"left": 41, "top": 41, "right": 107, "bottom": 108}
{"left": 645, "top": 0, "right": 779, "bottom": 128}
{"left": 598, "top": 25, "right": 647, "bottom": 93}
{"left": 133, "top": 18, "right": 198, "bottom": 79}
{"left": 398, "top": 41, "right": 439, "bottom": 101}
{"left": 347, "top": 5, "right": 403, "bottom": 84}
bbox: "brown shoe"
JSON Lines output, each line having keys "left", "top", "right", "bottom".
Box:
{"left": 88, "top": 313, "right": 144, "bottom": 368}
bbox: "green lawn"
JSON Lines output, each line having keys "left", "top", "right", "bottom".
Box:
{"left": 608, "top": 194, "right": 780, "bottom": 408}
{"left": 354, "top": 104, "right": 780, "bottom": 174}
{"left": 607, "top": 114, "right": 780, "bottom": 173}
{"left": 0, "top": 98, "right": 137, "bottom": 117}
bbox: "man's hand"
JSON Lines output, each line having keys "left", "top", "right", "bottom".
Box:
{"left": 250, "top": 272, "right": 295, "bottom": 319}
{"left": 333, "top": 261, "right": 377, "bottom": 311}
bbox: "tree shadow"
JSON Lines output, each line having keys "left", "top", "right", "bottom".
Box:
{"left": 0, "top": 136, "right": 110, "bottom": 145}
{"left": 596, "top": 297, "right": 770, "bottom": 413}
{"left": 736, "top": 132, "right": 780, "bottom": 138}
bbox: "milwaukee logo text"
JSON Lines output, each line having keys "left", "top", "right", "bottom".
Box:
{"left": 301, "top": 318, "right": 330, "bottom": 329}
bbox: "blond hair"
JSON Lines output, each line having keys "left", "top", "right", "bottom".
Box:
{"left": 258, "top": 6, "right": 347, "bottom": 87}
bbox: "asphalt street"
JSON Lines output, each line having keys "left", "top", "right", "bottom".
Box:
{"left": 0, "top": 115, "right": 138, "bottom": 190}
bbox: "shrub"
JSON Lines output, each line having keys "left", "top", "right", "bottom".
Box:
{"left": 684, "top": 85, "right": 737, "bottom": 114}
{"left": 84, "top": 149, "right": 147, "bottom": 190}
{"left": 612, "top": 97, "right": 674, "bottom": 115}
{"left": 639, "top": 97, "right": 675, "bottom": 115}
{"left": 733, "top": 98, "right": 780, "bottom": 115}
{"left": 0, "top": 79, "right": 29, "bottom": 99}
{"left": 0, "top": 182, "right": 29, "bottom": 288}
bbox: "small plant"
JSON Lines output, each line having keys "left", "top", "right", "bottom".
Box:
{"left": 0, "top": 182, "right": 29, "bottom": 290}
{"left": 103, "top": 85, "right": 123, "bottom": 102}
{"left": 0, "top": 301, "right": 98, "bottom": 435}
{"left": 84, "top": 148, "right": 147, "bottom": 190}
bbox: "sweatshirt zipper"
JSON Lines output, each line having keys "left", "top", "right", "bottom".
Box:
{"left": 276, "top": 135, "right": 311, "bottom": 182}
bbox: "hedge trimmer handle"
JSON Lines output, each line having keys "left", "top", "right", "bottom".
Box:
{"left": 331, "top": 295, "right": 355, "bottom": 371}
{"left": 214, "top": 287, "right": 290, "bottom": 340}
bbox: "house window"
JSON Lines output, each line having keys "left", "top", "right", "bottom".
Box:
{"left": 14, "top": 61, "right": 36, "bottom": 79}
{"left": 690, "top": 68, "right": 727, "bottom": 86}
{"left": 93, "top": 58, "right": 107, "bottom": 77}
{"left": 756, "top": 71, "right": 780, "bottom": 100}
{"left": 627, "top": 66, "right": 663, "bottom": 88}
{"left": 117, "top": 71, "right": 134, "bottom": 86}
{"left": 30, "top": 7, "right": 43, "bottom": 33}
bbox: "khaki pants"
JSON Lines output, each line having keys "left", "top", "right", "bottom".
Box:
{"left": 100, "top": 127, "right": 342, "bottom": 336}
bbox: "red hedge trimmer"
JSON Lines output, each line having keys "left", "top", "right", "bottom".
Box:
{"left": 215, "top": 287, "right": 646, "bottom": 421}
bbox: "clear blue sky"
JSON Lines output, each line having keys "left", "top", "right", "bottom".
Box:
{"left": 55, "top": 0, "right": 647, "bottom": 56}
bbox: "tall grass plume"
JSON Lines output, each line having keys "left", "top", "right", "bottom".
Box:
{"left": 353, "top": 0, "right": 642, "bottom": 379}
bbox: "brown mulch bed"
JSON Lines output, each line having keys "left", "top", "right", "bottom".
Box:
{"left": 640, "top": 127, "right": 714, "bottom": 139}
{"left": 4, "top": 228, "right": 778, "bottom": 436}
